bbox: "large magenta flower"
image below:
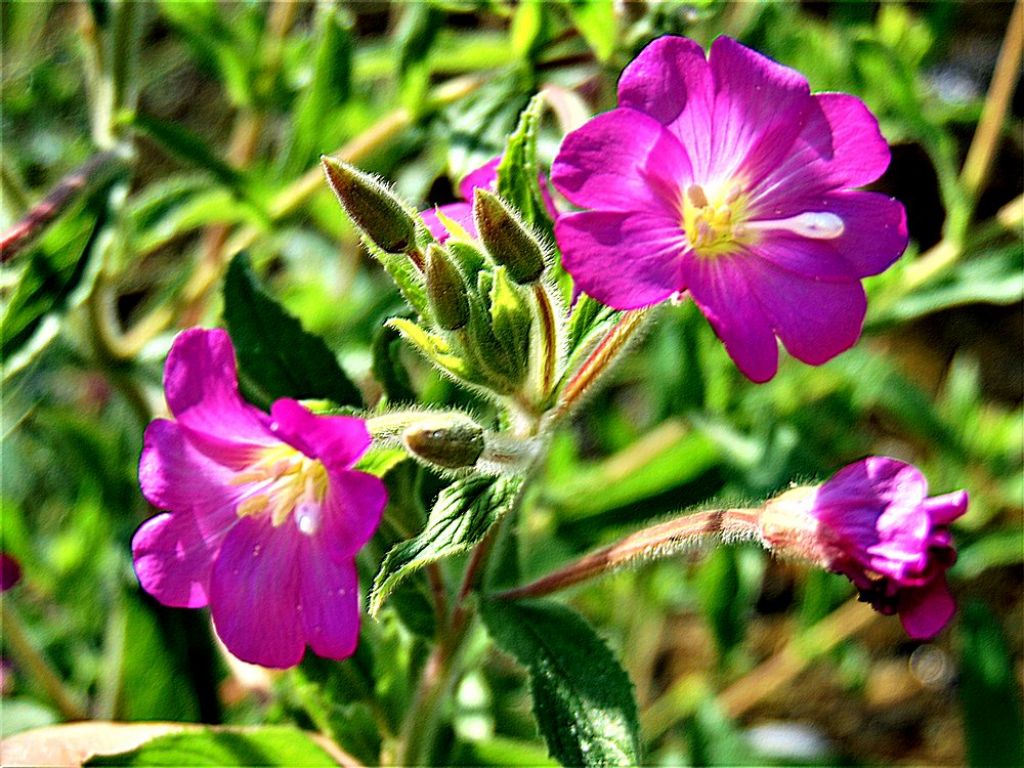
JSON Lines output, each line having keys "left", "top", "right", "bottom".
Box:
{"left": 552, "top": 36, "right": 908, "bottom": 381}
{"left": 132, "top": 328, "right": 386, "bottom": 668}
{"left": 759, "top": 457, "right": 967, "bottom": 639}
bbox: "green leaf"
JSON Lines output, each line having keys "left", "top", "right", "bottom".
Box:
{"left": 496, "top": 94, "right": 550, "bottom": 235}
{"left": 396, "top": 4, "right": 445, "bottom": 112}
{"left": 354, "top": 447, "right": 409, "bottom": 478}
{"left": 2, "top": 184, "right": 107, "bottom": 360}
{"left": 480, "top": 599, "right": 641, "bottom": 767}
{"left": 511, "top": 0, "right": 550, "bottom": 59}
{"left": 370, "top": 474, "right": 523, "bottom": 615}
{"left": 286, "top": 6, "right": 353, "bottom": 174}
{"left": 561, "top": 0, "right": 617, "bottom": 63}
{"left": 222, "top": 253, "right": 362, "bottom": 407}
{"left": 868, "top": 245, "right": 1024, "bottom": 328}
{"left": 86, "top": 726, "right": 336, "bottom": 767}
{"left": 127, "top": 113, "right": 267, "bottom": 221}
{"left": 958, "top": 601, "right": 1024, "bottom": 767}
{"left": 445, "top": 69, "right": 533, "bottom": 176}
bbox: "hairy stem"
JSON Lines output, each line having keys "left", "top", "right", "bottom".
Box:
{"left": 495, "top": 508, "right": 761, "bottom": 601}
{"left": 547, "top": 308, "right": 651, "bottom": 425}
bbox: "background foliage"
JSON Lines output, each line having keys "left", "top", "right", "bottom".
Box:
{"left": 2, "top": 1, "right": 1022, "bottom": 765}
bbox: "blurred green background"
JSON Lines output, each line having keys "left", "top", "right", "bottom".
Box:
{"left": 2, "top": 1, "right": 1021, "bottom": 765}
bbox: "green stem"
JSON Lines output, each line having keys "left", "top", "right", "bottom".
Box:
{"left": 1, "top": 598, "right": 88, "bottom": 720}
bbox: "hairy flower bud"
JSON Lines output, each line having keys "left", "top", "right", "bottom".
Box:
{"left": 473, "top": 189, "right": 546, "bottom": 284}
{"left": 425, "top": 244, "right": 470, "bottom": 331}
{"left": 402, "top": 415, "right": 486, "bottom": 469}
{"left": 322, "top": 156, "right": 417, "bottom": 254}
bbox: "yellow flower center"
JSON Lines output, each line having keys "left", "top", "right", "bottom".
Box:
{"left": 682, "top": 183, "right": 750, "bottom": 258}
{"left": 232, "top": 444, "right": 328, "bottom": 535}
{"left": 681, "top": 181, "right": 846, "bottom": 258}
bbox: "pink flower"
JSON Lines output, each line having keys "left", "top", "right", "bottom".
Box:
{"left": 551, "top": 36, "right": 908, "bottom": 382}
{"left": 1, "top": 552, "right": 21, "bottom": 591}
{"left": 759, "top": 457, "right": 967, "bottom": 639}
{"left": 422, "top": 157, "right": 559, "bottom": 243}
{"left": 132, "top": 328, "right": 386, "bottom": 668}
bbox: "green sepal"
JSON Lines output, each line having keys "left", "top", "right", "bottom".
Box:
{"left": 489, "top": 266, "right": 533, "bottom": 376}
{"left": 387, "top": 317, "right": 476, "bottom": 383}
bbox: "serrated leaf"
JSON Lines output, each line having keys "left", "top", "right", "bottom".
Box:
{"left": 222, "top": 253, "right": 362, "bottom": 407}
{"left": 387, "top": 317, "right": 474, "bottom": 382}
{"left": 370, "top": 475, "right": 523, "bottom": 615}
{"left": 496, "top": 94, "right": 550, "bottom": 234}
{"left": 85, "top": 726, "right": 336, "bottom": 766}
{"left": 489, "top": 266, "right": 532, "bottom": 369}
{"left": 480, "top": 599, "right": 641, "bottom": 767}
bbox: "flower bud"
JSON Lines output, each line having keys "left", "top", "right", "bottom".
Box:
{"left": 321, "top": 156, "right": 417, "bottom": 254}
{"left": 425, "top": 244, "right": 470, "bottom": 331}
{"left": 402, "top": 415, "right": 486, "bottom": 469}
{"left": 756, "top": 458, "right": 968, "bottom": 640}
{"left": 473, "top": 189, "right": 546, "bottom": 284}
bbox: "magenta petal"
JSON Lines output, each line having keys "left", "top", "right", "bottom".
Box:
{"left": 299, "top": 551, "right": 360, "bottom": 660}
{"left": 210, "top": 516, "right": 304, "bottom": 668}
{"left": 706, "top": 36, "right": 812, "bottom": 181}
{"left": 618, "top": 36, "right": 714, "bottom": 174}
{"left": 920, "top": 491, "right": 969, "bottom": 526}
{"left": 748, "top": 192, "right": 907, "bottom": 280}
{"left": 683, "top": 254, "right": 779, "bottom": 382}
{"left": 899, "top": 579, "right": 956, "bottom": 639}
{"left": 744, "top": 259, "right": 866, "bottom": 366}
{"left": 269, "top": 399, "right": 370, "bottom": 471}
{"left": 132, "top": 511, "right": 232, "bottom": 608}
{"left": 319, "top": 469, "right": 387, "bottom": 558}
{"left": 140, "top": 419, "right": 240, "bottom": 511}
{"left": 821, "top": 457, "right": 928, "bottom": 510}
{"left": 552, "top": 108, "right": 691, "bottom": 214}
{"left": 813, "top": 94, "right": 891, "bottom": 187}
{"left": 556, "top": 210, "right": 685, "bottom": 309}
{"left": 163, "top": 329, "right": 273, "bottom": 457}
{"left": 458, "top": 157, "right": 500, "bottom": 200}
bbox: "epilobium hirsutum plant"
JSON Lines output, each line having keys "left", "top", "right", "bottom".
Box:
{"left": 129, "top": 34, "right": 969, "bottom": 768}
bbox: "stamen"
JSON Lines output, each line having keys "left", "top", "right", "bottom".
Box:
{"left": 687, "top": 185, "right": 709, "bottom": 209}
{"left": 237, "top": 494, "right": 269, "bottom": 517}
{"left": 737, "top": 212, "right": 845, "bottom": 240}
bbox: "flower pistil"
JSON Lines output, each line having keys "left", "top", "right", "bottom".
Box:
{"left": 233, "top": 445, "right": 329, "bottom": 534}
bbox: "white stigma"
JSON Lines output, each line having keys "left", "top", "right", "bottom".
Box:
{"left": 737, "top": 212, "right": 845, "bottom": 240}
{"left": 294, "top": 476, "right": 322, "bottom": 536}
